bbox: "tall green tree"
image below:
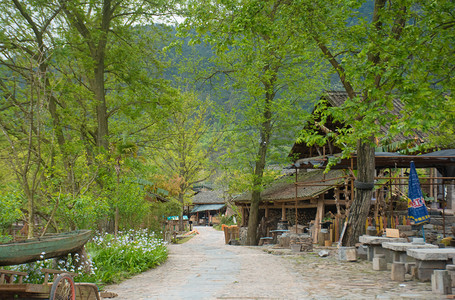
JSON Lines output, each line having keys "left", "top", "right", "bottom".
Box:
{"left": 292, "top": 0, "right": 454, "bottom": 245}
{"left": 59, "top": 0, "right": 181, "bottom": 150}
{"left": 0, "top": 0, "right": 65, "bottom": 237}
{"left": 147, "top": 91, "right": 221, "bottom": 229}
{"left": 182, "top": 0, "right": 326, "bottom": 244}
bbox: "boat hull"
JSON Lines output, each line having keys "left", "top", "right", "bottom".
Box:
{"left": 0, "top": 230, "right": 92, "bottom": 266}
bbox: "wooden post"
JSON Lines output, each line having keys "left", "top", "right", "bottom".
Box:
{"left": 314, "top": 194, "right": 325, "bottom": 244}
{"left": 334, "top": 188, "right": 341, "bottom": 216}
{"left": 295, "top": 202, "right": 298, "bottom": 234}
{"left": 241, "top": 206, "right": 245, "bottom": 227}
{"left": 335, "top": 214, "right": 340, "bottom": 242}
{"left": 295, "top": 167, "right": 298, "bottom": 233}
{"left": 281, "top": 202, "right": 286, "bottom": 221}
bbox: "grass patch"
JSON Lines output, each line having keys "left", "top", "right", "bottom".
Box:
{"left": 173, "top": 236, "right": 194, "bottom": 244}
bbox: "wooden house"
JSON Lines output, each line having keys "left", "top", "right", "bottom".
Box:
{"left": 190, "top": 190, "right": 226, "bottom": 225}
{"left": 233, "top": 168, "right": 351, "bottom": 243}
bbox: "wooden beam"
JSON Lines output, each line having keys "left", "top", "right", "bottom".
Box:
{"left": 323, "top": 200, "right": 346, "bottom": 205}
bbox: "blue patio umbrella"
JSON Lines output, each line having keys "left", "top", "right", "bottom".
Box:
{"left": 407, "top": 161, "right": 430, "bottom": 240}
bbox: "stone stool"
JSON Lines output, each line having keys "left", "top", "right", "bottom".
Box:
{"left": 446, "top": 264, "right": 455, "bottom": 287}
{"left": 432, "top": 270, "right": 452, "bottom": 295}
{"left": 373, "top": 254, "right": 387, "bottom": 271}
{"left": 391, "top": 262, "right": 406, "bottom": 282}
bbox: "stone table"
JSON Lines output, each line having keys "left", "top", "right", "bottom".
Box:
{"left": 359, "top": 235, "right": 408, "bottom": 261}
{"left": 382, "top": 242, "right": 438, "bottom": 281}
{"left": 406, "top": 248, "right": 455, "bottom": 281}
{"left": 382, "top": 242, "right": 438, "bottom": 263}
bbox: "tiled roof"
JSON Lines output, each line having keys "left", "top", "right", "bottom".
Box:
{"left": 234, "top": 169, "right": 346, "bottom": 203}
{"left": 192, "top": 190, "right": 225, "bottom": 205}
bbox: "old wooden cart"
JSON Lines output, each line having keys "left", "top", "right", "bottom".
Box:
{"left": 0, "top": 268, "right": 100, "bottom": 300}
{"left": 0, "top": 230, "right": 100, "bottom": 300}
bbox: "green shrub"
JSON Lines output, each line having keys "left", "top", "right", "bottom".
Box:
{"left": 87, "top": 229, "right": 167, "bottom": 284}
{"left": 0, "top": 187, "right": 24, "bottom": 234}
{"left": 7, "top": 229, "right": 167, "bottom": 285}
{"left": 213, "top": 214, "right": 237, "bottom": 230}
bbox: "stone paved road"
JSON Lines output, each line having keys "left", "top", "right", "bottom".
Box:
{"left": 107, "top": 226, "right": 439, "bottom": 299}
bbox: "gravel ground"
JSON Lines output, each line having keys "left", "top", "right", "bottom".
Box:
{"left": 106, "top": 226, "right": 439, "bottom": 299}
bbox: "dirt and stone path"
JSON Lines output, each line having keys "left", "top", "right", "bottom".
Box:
{"left": 107, "top": 226, "right": 438, "bottom": 299}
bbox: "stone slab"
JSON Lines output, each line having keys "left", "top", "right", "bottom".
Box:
{"left": 407, "top": 248, "right": 455, "bottom": 261}
{"left": 417, "top": 260, "right": 447, "bottom": 269}
{"left": 359, "top": 235, "right": 407, "bottom": 245}
{"left": 382, "top": 242, "right": 438, "bottom": 252}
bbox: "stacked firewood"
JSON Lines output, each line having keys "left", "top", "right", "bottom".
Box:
{"left": 286, "top": 208, "right": 317, "bottom": 226}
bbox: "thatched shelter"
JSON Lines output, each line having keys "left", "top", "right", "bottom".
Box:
{"left": 234, "top": 169, "right": 350, "bottom": 242}
{"left": 190, "top": 190, "right": 226, "bottom": 225}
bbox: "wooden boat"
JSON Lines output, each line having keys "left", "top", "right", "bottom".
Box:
{"left": 0, "top": 230, "right": 92, "bottom": 266}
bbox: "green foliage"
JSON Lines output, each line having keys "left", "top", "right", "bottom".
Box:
{"left": 148, "top": 199, "right": 182, "bottom": 232}
{"left": 53, "top": 194, "right": 110, "bottom": 231}
{"left": 213, "top": 214, "right": 237, "bottom": 230}
{"left": 0, "top": 0, "right": 183, "bottom": 235}
{"left": 181, "top": 0, "right": 326, "bottom": 193}
{"left": 147, "top": 91, "right": 220, "bottom": 204}
{"left": 6, "top": 230, "right": 167, "bottom": 285}
{"left": 292, "top": 0, "right": 454, "bottom": 153}
{"left": 0, "top": 187, "right": 24, "bottom": 233}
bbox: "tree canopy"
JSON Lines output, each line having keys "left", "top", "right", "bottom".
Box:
{"left": 0, "top": 0, "right": 453, "bottom": 244}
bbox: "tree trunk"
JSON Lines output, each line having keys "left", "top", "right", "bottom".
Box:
{"left": 25, "top": 187, "right": 35, "bottom": 239}
{"left": 246, "top": 78, "right": 274, "bottom": 245}
{"left": 94, "top": 61, "right": 109, "bottom": 150}
{"left": 246, "top": 190, "right": 261, "bottom": 245}
{"left": 342, "top": 137, "right": 375, "bottom": 246}
{"left": 178, "top": 192, "right": 185, "bottom": 231}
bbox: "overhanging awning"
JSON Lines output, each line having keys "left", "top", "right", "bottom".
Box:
{"left": 191, "top": 204, "right": 226, "bottom": 213}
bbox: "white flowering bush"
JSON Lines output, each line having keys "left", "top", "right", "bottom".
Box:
{"left": 7, "top": 229, "right": 167, "bottom": 285}
{"left": 87, "top": 229, "right": 168, "bottom": 283}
